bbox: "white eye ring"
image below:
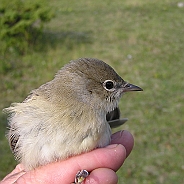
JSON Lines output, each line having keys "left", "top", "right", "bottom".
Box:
{"left": 103, "top": 80, "right": 115, "bottom": 91}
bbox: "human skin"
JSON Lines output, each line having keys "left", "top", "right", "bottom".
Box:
{"left": 1, "top": 130, "right": 134, "bottom": 184}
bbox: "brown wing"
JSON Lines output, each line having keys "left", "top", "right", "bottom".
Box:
{"left": 106, "top": 107, "right": 128, "bottom": 128}
{"left": 106, "top": 107, "right": 120, "bottom": 121}
{"left": 8, "top": 127, "right": 20, "bottom": 160}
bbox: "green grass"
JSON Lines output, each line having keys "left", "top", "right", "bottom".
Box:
{"left": 0, "top": 0, "right": 184, "bottom": 183}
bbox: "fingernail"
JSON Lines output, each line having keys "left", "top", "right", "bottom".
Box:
{"left": 106, "top": 144, "right": 119, "bottom": 149}
{"left": 119, "top": 130, "right": 124, "bottom": 137}
{"left": 111, "top": 130, "right": 124, "bottom": 141}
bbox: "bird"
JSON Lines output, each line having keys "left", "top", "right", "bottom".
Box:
{"left": 3, "top": 58, "right": 142, "bottom": 183}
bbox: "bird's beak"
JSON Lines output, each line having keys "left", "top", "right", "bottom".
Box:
{"left": 122, "top": 82, "right": 143, "bottom": 92}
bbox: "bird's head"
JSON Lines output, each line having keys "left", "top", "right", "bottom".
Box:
{"left": 54, "top": 58, "right": 142, "bottom": 113}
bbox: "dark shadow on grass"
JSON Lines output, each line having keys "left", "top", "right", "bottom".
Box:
{"left": 33, "top": 30, "right": 93, "bottom": 52}
{"left": 0, "top": 30, "right": 93, "bottom": 73}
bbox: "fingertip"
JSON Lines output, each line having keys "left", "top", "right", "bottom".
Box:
{"left": 104, "top": 144, "right": 126, "bottom": 171}
{"left": 85, "top": 168, "right": 118, "bottom": 184}
{"left": 111, "top": 130, "right": 134, "bottom": 157}
{"left": 105, "top": 144, "right": 127, "bottom": 160}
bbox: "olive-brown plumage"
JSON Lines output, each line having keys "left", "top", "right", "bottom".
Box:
{"left": 4, "top": 58, "right": 142, "bottom": 171}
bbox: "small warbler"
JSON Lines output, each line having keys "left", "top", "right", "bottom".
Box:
{"left": 4, "top": 58, "right": 142, "bottom": 183}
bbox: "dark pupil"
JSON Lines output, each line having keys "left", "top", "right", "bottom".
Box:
{"left": 105, "top": 81, "right": 114, "bottom": 89}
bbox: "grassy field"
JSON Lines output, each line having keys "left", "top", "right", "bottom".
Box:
{"left": 0, "top": 0, "right": 184, "bottom": 183}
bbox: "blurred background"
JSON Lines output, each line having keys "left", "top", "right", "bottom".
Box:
{"left": 0, "top": 0, "right": 183, "bottom": 183}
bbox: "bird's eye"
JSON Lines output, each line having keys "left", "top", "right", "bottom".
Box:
{"left": 103, "top": 80, "right": 115, "bottom": 91}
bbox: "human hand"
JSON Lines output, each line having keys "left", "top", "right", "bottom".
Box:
{"left": 1, "top": 130, "right": 134, "bottom": 184}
